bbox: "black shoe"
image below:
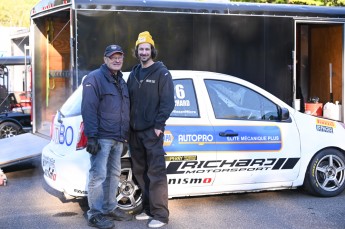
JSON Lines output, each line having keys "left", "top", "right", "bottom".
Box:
{"left": 107, "top": 208, "right": 133, "bottom": 221}
{"left": 88, "top": 214, "right": 114, "bottom": 229}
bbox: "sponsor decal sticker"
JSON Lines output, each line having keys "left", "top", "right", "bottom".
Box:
{"left": 52, "top": 124, "right": 74, "bottom": 146}
{"left": 74, "top": 189, "right": 88, "bottom": 194}
{"left": 42, "top": 155, "right": 57, "bottom": 181}
{"left": 166, "top": 158, "right": 300, "bottom": 174}
{"left": 316, "top": 118, "right": 335, "bottom": 133}
{"left": 163, "top": 125, "right": 282, "bottom": 151}
{"left": 163, "top": 130, "right": 174, "bottom": 146}
{"left": 168, "top": 177, "right": 213, "bottom": 185}
{"left": 165, "top": 155, "right": 197, "bottom": 161}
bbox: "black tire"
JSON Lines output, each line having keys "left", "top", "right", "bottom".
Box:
{"left": 304, "top": 148, "right": 345, "bottom": 197}
{"left": 117, "top": 160, "right": 143, "bottom": 214}
{"left": 0, "top": 122, "right": 21, "bottom": 138}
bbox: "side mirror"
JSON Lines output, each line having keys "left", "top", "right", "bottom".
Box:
{"left": 280, "top": 107, "right": 290, "bottom": 121}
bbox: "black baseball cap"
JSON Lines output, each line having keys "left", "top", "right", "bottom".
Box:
{"left": 104, "top": 45, "right": 124, "bottom": 57}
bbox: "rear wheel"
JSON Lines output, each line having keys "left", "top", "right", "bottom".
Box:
{"left": 304, "top": 149, "right": 345, "bottom": 197}
{"left": 0, "top": 122, "right": 21, "bottom": 138}
{"left": 117, "top": 160, "right": 143, "bottom": 214}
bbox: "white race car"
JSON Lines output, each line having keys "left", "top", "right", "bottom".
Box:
{"left": 42, "top": 70, "right": 345, "bottom": 213}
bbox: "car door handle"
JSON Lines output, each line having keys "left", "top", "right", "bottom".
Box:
{"left": 219, "top": 130, "right": 238, "bottom": 137}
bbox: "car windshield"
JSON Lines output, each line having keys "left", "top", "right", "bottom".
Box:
{"left": 60, "top": 85, "right": 82, "bottom": 117}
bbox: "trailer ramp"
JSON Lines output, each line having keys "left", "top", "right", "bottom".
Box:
{"left": 0, "top": 133, "right": 49, "bottom": 167}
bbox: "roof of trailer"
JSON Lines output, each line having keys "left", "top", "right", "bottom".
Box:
{"left": 31, "top": 0, "right": 345, "bottom": 18}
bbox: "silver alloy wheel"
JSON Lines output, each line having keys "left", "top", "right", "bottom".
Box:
{"left": 315, "top": 154, "right": 345, "bottom": 192}
{"left": 117, "top": 164, "right": 142, "bottom": 213}
{"left": 0, "top": 122, "right": 20, "bottom": 138}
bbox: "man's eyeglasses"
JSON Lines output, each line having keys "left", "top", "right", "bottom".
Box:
{"left": 108, "top": 56, "right": 124, "bottom": 61}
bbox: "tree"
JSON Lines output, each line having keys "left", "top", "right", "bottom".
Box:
{"left": 0, "top": 0, "right": 39, "bottom": 27}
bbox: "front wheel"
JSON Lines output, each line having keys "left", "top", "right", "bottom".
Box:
{"left": 117, "top": 160, "right": 143, "bottom": 214}
{"left": 304, "top": 148, "right": 345, "bottom": 197}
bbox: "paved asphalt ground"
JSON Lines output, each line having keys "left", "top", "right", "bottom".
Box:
{"left": 0, "top": 156, "right": 345, "bottom": 229}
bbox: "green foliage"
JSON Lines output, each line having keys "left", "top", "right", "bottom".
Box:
{"left": 333, "top": 0, "right": 345, "bottom": 6}
{"left": 0, "top": 0, "right": 38, "bottom": 27}
{"left": 287, "top": 0, "right": 325, "bottom": 6}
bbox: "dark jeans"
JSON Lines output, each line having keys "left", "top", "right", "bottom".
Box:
{"left": 129, "top": 128, "right": 169, "bottom": 223}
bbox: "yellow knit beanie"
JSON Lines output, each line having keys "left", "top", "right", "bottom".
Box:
{"left": 135, "top": 31, "right": 155, "bottom": 48}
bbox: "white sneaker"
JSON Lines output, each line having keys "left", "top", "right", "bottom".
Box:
{"left": 148, "top": 219, "right": 166, "bottom": 228}
{"left": 135, "top": 212, "right": 152, "bottom": 220}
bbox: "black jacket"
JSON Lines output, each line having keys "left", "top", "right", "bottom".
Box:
{"left": 127, "top": 62, "right": 174, "bottom": 131}
{"left": 81, "top": 64, "right": 130, "bottom": 142}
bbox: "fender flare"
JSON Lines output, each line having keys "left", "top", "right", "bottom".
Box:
{"left": 0, "top": 117, "right": 24, "bottom": 129}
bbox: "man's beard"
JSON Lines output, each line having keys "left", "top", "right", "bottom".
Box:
{"left": 140, "top": 55, "right": 150, "bottom": 63}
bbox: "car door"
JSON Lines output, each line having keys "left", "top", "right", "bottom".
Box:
{"left": 203, "top": 78, "right": 301, "bottom": 187}
{"left": 164, "top": 75, "right": 217, "bottom": 196}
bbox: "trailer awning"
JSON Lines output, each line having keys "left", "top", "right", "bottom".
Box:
{"left": 0, "top": 133, "right": 49, "bottom": 167}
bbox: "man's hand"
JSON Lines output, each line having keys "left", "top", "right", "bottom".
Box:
{"left": 154, "top": 129, "right": 163, "bottom": 137}
{"left": 87, "top": 137, "right": 100, "bottom": 155}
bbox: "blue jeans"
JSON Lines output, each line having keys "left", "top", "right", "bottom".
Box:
{"left": 87, "top": 139, "right": 123, "bottom": 219}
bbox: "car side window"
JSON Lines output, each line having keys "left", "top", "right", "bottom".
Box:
{"left": 171, "top": 79, "right": 199, "bottom": 118}
{"left": 205, "top": 79, "right": 279, "bottom": 121}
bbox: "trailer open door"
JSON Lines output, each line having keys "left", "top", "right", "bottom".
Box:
{"left": 294, "top": 20, "right": 345, "bottom": 122}
{"left": 31, "top": 5, "right": 73, "bottom": 136}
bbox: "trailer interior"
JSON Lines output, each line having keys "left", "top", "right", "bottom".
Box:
{"left": 296, "top": 22, "right": 343, "bottom": 119}
{"left": 32, "top": 9, "right": 71, "bottom": 136}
